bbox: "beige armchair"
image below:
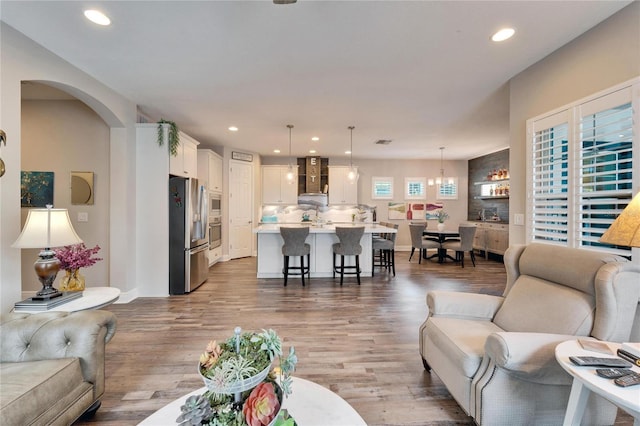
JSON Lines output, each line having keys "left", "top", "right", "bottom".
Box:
{"left": 419, "top": 243, "right": 640, "bottom": 425}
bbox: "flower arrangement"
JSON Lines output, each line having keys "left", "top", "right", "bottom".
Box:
{"left": 177, "top": 328, "right": 298, "bottom": 426}
{"left": 435, "top": 210, "right": 449, "bottom": 223}
{"left": 54, "top": 243, "right": 102, "bottom": 271}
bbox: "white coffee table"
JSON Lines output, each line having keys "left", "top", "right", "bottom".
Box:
{"left": 555, "top": 340, "right": 640, "bottom": 426}
{"left": 14, "top": 287, "right": 120, "bottom": 313}
{"left": 139, "top": 377, "right": 367, "bottom": 426}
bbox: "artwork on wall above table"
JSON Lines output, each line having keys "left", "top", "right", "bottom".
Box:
{"left": 425, "top": 202, "right": 444, "bottom": 220}
{"left": 387, "top": 202, "right": 406, "bottom": 220}
{"left": 20, "top": 171, "right": 54, "bottom": 207}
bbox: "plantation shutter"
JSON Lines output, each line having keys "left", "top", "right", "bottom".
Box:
{"left": 528, "top": 111, "right": 571, "bottom": 246}
{"left": 527, "top": 80, "right": 637, "bottom": 257}
{"left": 576, "top": 88, "right": 634, "bottom": 255}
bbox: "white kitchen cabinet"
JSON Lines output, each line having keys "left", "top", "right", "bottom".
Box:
{"left": 262, "top": 165, "right": 298, "bottom": 204}
{"left": 197, "top": 149, "right": 223, "bottom": 192}
{"left": 169, "top": 132, "right": 199, "bottom": 177}
{"left": 209, "top": 245, "right": 222, "bottom": 266}
{"left": 328, "top": 166, "right": 358, "bottom": 205}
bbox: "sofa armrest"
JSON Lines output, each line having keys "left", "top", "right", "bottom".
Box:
{"left": 484, "top": 332, "right": 575, "bottom": 385}
{"left": 427, "top": 290, "right": 504, "bottom": 320}
{"left": 1, "top": 310, "right": 117, "bottom": 398}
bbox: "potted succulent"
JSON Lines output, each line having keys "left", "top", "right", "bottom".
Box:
{"left": 178, "top": 327, "right": 298, "bottom": 426}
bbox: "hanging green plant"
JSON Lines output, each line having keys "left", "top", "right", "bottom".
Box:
{"left": 157, "top": 119, "right": 180, "bottom": 157}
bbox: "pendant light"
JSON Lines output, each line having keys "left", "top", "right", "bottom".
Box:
{"left": 429, "top": 147, "right": 453, "bottom": 186}
{"left": 286, "top": 124, "right": 295, "bottom": 184}
{"left": 347, "top": 126, "right": 358, "bottom": 183}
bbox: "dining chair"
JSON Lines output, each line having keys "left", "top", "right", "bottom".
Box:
{"left": 408, "top": 223, "right": 440, "bottom": 264}
{"left": 441, "top": 225, "right": 477, "bottom": 267}
{"left": 333, "top": 226, "right": 365, "bottom": 285}
{"left": 280, "top": 226, "right": 311, "bottom": 286}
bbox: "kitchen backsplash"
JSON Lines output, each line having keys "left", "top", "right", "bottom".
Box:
{"left": 261, "top": 204, "right": 375, "bottom": 223}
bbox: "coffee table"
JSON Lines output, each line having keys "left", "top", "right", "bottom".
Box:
{"left": 138, "top": 377, "right": 366, "bottom": 426}
{"left": 555, "top": 340, "right": 640, "bottom": 426}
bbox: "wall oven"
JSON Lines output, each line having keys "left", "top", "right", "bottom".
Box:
{"left": 210, "top": 192, "right": 221, "bottom": 216}
{"left": 209, "top": 216, "right": 222, "bottom": 249}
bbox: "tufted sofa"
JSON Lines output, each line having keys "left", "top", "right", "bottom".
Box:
{"left": 419, "top": 243, "right": 640, "bottom": 425}
{"left": 0, "top": 310, "right": 117, "bottom": 426}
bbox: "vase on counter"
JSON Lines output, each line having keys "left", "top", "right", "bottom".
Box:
{"left": 60, "top": 268, "right": 85, "bottom": 291}
{"left": 437, "top": 223, "right": 446, "bottom": 232}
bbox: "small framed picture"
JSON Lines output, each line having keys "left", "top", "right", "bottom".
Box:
{"left": 232, "top": 151, "right": 253, "bottom": 162}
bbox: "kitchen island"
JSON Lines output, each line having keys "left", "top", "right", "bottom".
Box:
{"left": 254, "top": 223, "right": 396, "bottom": 278}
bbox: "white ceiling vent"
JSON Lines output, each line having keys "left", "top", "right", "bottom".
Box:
{"left": 375, "top": 139, "right": 392, "bottom": 145}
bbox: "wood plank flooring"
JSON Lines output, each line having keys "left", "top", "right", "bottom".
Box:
{"left": 78, "top": 252, "right": 633, "bottom": 426}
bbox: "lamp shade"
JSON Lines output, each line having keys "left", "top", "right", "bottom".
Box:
{"left": 12, "top": 208, "right": 82, "bottom": 249}
{"left": 599, "top": 192, "right": 640, "bottom": 248}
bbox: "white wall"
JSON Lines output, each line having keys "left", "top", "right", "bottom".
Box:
{"left": 0, "top": 22, "right": 137, "bottom": 313}
{"left": 20, "top": 99, "right": 111, "bottom": 292}
{"left": 508, "top": 2, "right": 640, "bottom": 249}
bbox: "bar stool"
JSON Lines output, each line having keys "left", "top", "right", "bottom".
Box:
{"left": 280, "top": 227, "right": 311, "bottom": 286}
{"left": 372, "top": 222, "right": 389, "bottom": 271}
{"left": 332, "top": 226, "right": 365, "bottom": 285}
{"left": 372, "top": 223, "right": 398, "bottom": 276}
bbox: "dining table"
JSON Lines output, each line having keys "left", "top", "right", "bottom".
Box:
{"left": 423, "top": 229, "right": 460, "bottom": 263}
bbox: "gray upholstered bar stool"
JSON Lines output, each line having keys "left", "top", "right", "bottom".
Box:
{"left": 280, "top": 226, "right": 311, "bottom": 286}
{"left": 441, "top": 225, "right": 477, "bottom": 267}
{"left": 372, "top": 223, "right": 398, "bottom": 276}
{"left": 332, "top": 226, "right": 365, "bottom": 285}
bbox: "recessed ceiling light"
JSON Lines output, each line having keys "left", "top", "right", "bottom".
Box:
{"left": 84, "top": 10, "right": 111, "bottom": 26}
{"left": 309, "top": 150, "right": 317, "bottom": 154}
{"left": 345, "top": 150, "right": 351, "bottom": 155}
{"left": 274, "top": 149, "right": 281, "bottom": 153}
{"left": 311, "top": 137, "right": 319, "bottom": 141}
{"left": 228, "top": 126, "right": 239, "bottom": 132}
{"left": 492, "top": 28, "right": 515, "bottom": 42}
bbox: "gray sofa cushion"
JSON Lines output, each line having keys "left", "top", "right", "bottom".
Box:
{"left": 493, "top": 275, "right": 595, "bottom": 334}
{"left": 0, "top": 359, "right": 93, "bottom": 426}
{"left": 423, "top": 317, "right": 504, "bottom": 378}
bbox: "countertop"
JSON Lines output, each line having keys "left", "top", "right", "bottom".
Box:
{"left": 467, "top": 220, "right": 509, "bottom": 225}
{"left": 254, "top": 223, "right": 396, "bottom": 234}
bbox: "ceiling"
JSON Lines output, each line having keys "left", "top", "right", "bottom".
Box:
{"left": 1, "top": 1, "right": 631, "bottom": 160}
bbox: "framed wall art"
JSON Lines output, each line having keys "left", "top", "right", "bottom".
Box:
{"left": 21, "top": 171, "right": 54, "bottom": 207}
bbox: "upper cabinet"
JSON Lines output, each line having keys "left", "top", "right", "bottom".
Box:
{"left": 262, "top": 165, "right": 298, "bottom": 204}
{"left": 170, "top": 132, "right": 199, "bottom": 177}
{"left": 198, "top": 149, "right": 223, "bottom": 193}
{"left": 328, "top": 166, "right": 358, "bottom": 205}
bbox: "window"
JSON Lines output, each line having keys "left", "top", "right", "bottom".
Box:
{"left": 527, "top": 80, "right": 637, "bottom": 257}
{"left": 436, "top": 178, "right": 458, "bottom": 200}
{"left": 372, "top": 177, "right": 393, "bottom": 200}
{"left": 405, "top": 177, "right": 426, "bottom": 200}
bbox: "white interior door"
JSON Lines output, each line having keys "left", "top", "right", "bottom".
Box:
{"left": 229, "top": 160, "right": 253, "bottom": 259}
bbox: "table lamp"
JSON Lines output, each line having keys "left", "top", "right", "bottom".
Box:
{"left": 12, "top": 205, "right": 83, "bottom": 300}
{"left": 600, "top": 192, "right": 640, "bottom": 248}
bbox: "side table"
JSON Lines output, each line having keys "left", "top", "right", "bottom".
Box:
{"left": 14, "top": 287, "right": 120, "bottom": 313}
{"left": 555, "top": 339, "right": 640, "bottom": 426}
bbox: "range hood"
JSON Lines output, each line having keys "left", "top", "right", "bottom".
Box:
{"left": 298, "top": 193, "right": 328, "bottom": 206}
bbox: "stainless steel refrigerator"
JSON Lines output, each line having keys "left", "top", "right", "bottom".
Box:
{"left": 169, "top": 176, "right": 209, "bottom": 294}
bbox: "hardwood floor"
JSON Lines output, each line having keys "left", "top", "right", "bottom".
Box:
{"left": 78, "top": 253, "right": 633, "bottom": 426}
